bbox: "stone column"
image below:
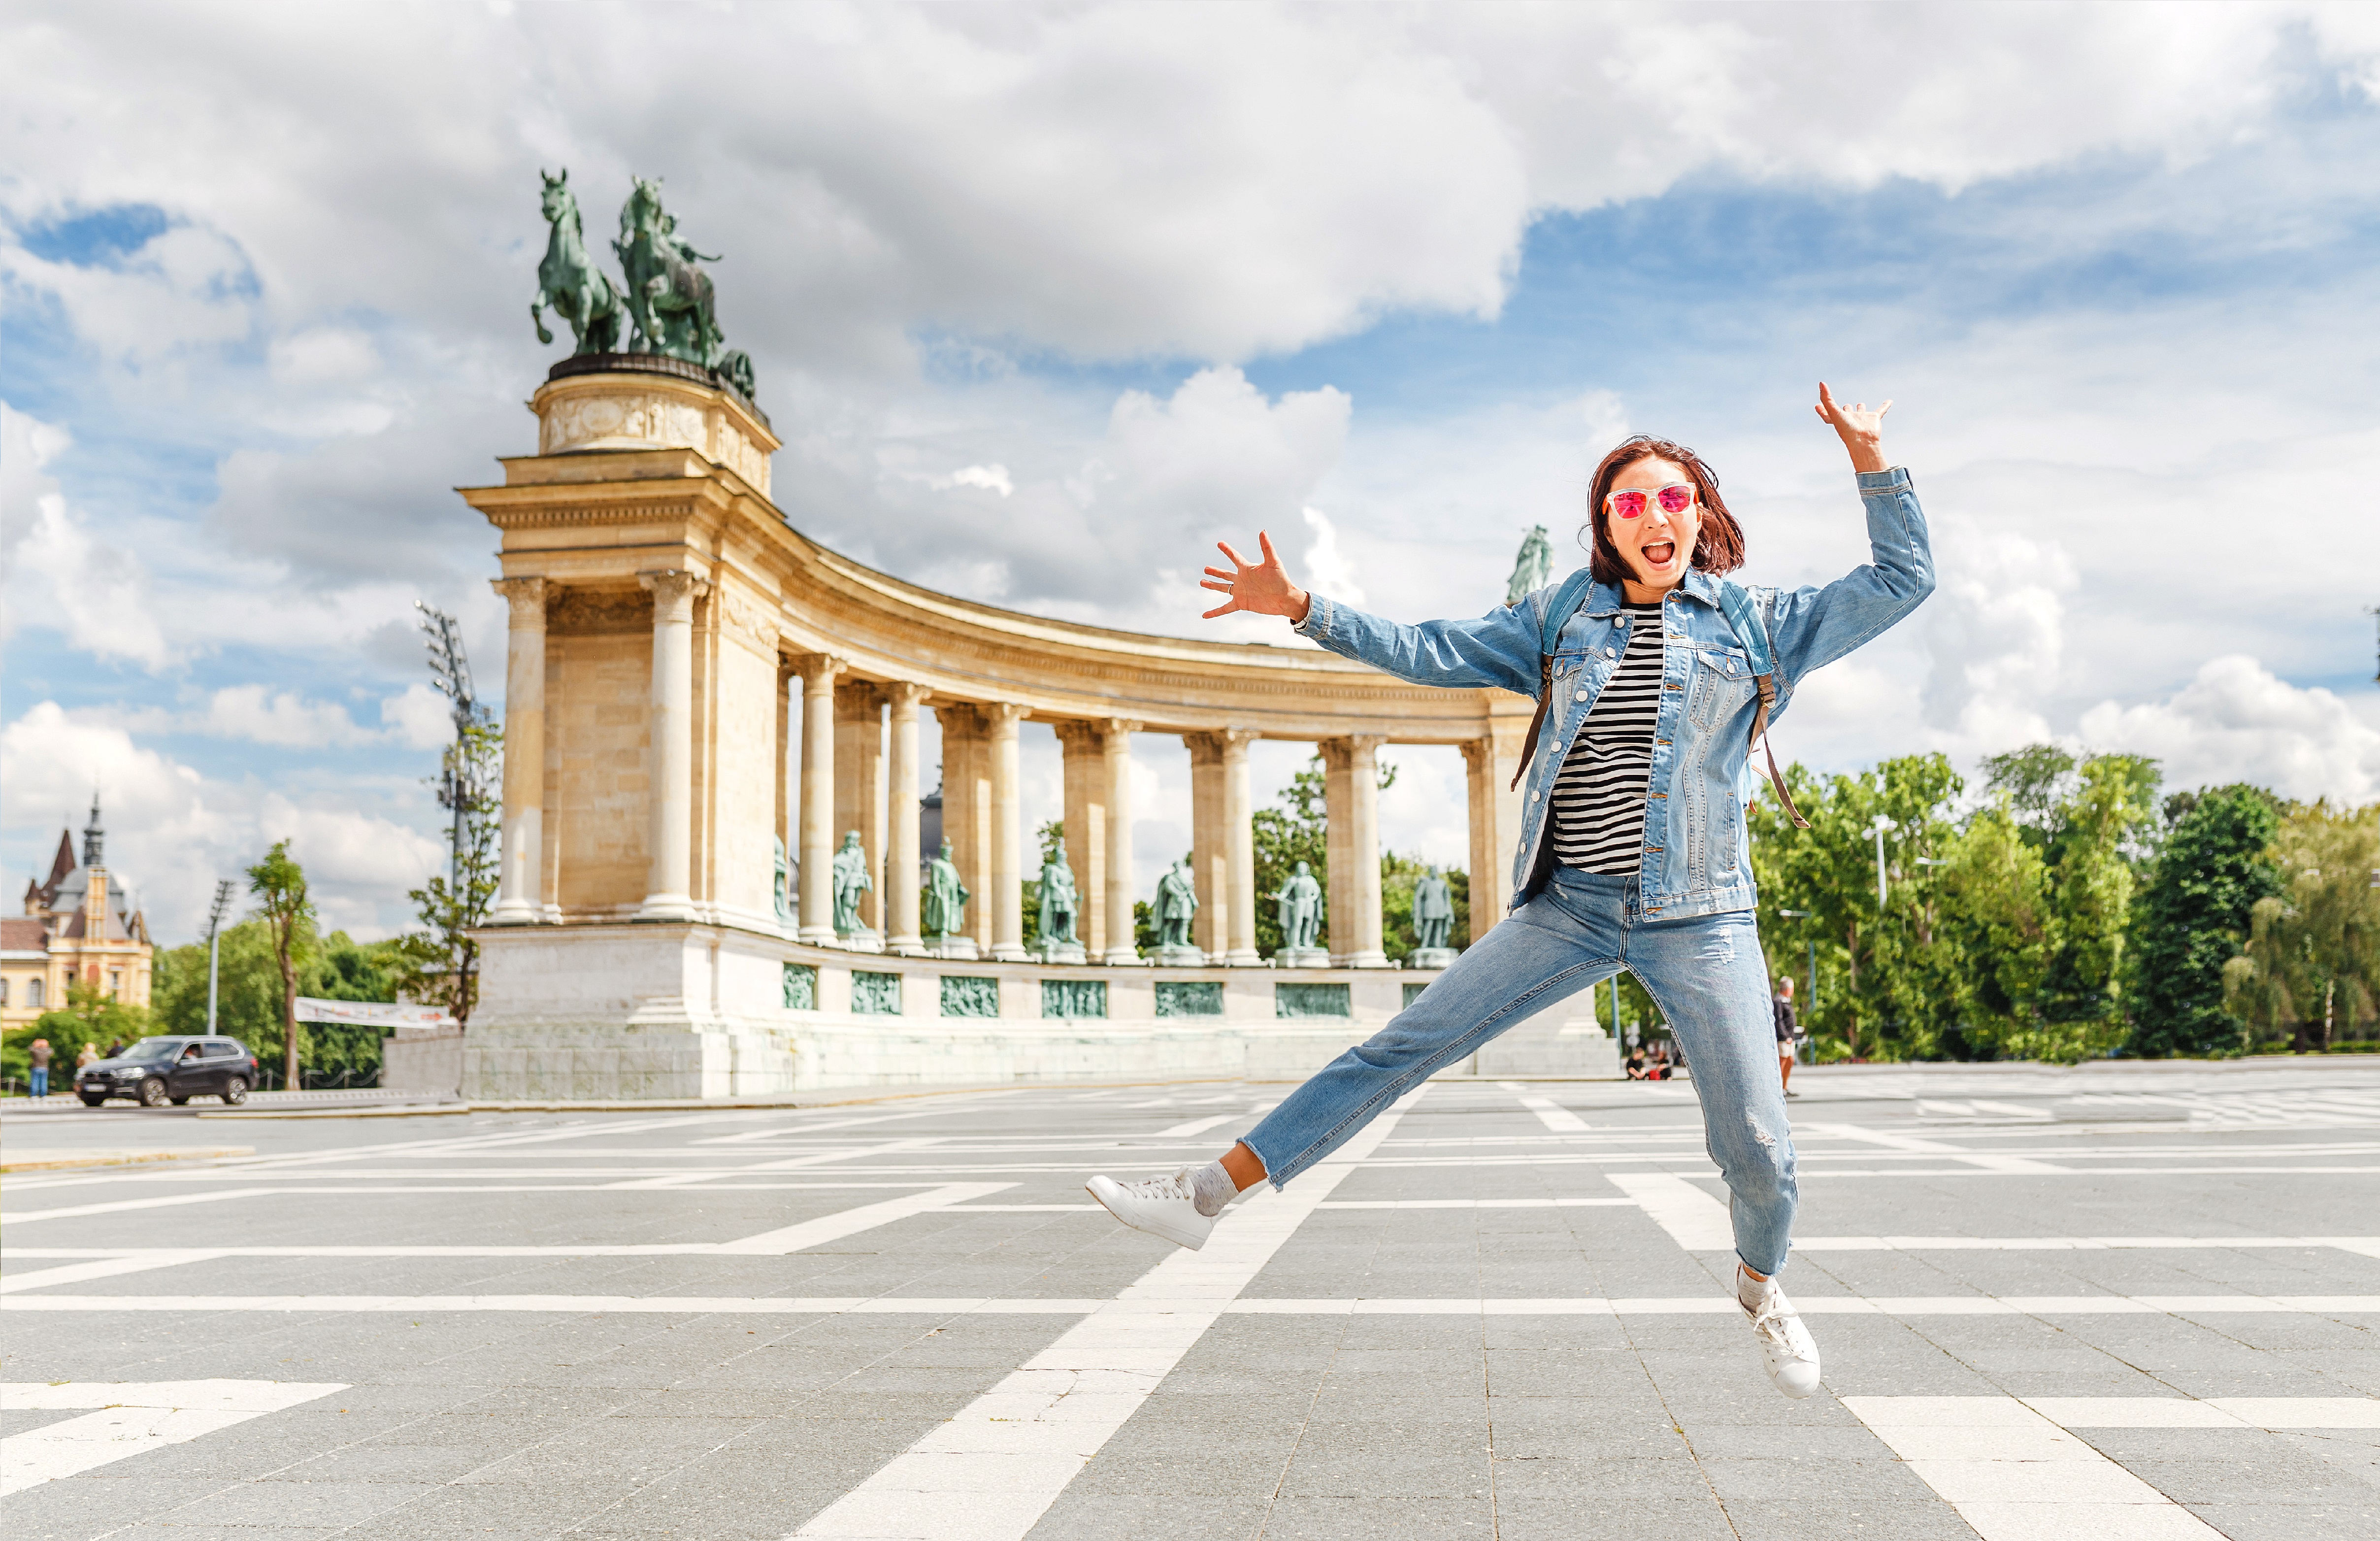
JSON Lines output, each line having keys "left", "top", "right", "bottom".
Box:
{"left": 776, "top": 661, "right": 795, "bottom": 933}
{"left": 1321, "top": 735, "right": 1390, "bottom": 968}
{"left": 884, "top": 683, "right": 929, "bottom": 954}
{"left": 796, "top": 654, "right": 844, "bottom": 945}
{"left": 1185, "top": 734, "right": 1227, "bottom": 960}
{"left": 637, "top": 570, "right": 707, "bottom": 921}
{"left": 488, "top": 576, "right": 546, "bottom": 924}
{"left": 936, "top": 705, "right": 992, "bottom": 953}
{"left": 1220, "top": 729, "right": 1261, "bottom": 966}
{"left": 1055, "top": 722, "right": 1108, "bottom": 958}
{"left": 986, "top": 703, "right": 1028, "bottom": 961}
{"left": 1461, "top": 707, "right": 1531, "bottom": 944}
{"left": 1101, "top": 718, "right": 1142, "bottom": 966}
{"left": 833, "top": 681, "right": 886, "bottom": 933}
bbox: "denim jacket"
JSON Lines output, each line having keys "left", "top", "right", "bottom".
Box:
{"left": 1294, "top": 467, "right": 1934, "bottom": 921}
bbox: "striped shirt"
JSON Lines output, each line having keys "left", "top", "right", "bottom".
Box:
{"left": 1549, "top": 600, "right": 1665, "bottom": 874}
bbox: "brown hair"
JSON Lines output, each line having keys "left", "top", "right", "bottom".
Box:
{"left": 1584, "top": 435, "right": 1745, "bottom": 587}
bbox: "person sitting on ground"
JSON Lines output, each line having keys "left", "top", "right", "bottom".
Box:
{"left": 1624, "top": 1045, "right": 1649, "bottom": 1080}
{"left": 1083, "top": 384, "right": 1933, "bottom": 1402}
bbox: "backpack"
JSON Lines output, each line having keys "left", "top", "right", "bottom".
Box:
{"left": 1509, "top": 572, "right": 1809, "bottom": 828}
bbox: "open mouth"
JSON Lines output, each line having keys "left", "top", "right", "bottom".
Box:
{"left": 1641, "top": 540, "right": 1677, "bottom": 568}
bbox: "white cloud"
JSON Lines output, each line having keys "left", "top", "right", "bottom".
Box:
{"left": 930, "top": 464, "right": 1013, "bottom": 497}
{"left": 197, "top": 686, "right": 378, "bottom": 749}
{"left": 2078, "top": 656, "right": 2380, "bottom": 805}
{"left": 268, "top": 326, "right": 380, "bottom": 385}
{"left": 380, "top": 683, "right": 456, "bottom": 751}
{"left": 0, "top": 223, "right": 255, "bottom": 366}
{"left": 1920, "top": 516, "right": 2077, "bottom": 754}
{"left": 1300, "top": 506, "right": 1364, "bottom": 608}
{"left": 0, "top": 701, "right": 445, "bottom": 941}
{"left": 0, "top": 402, "right": 173, "bottom": 667}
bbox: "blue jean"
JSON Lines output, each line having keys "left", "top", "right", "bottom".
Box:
{"left": 31, "top": 1067, "right": 48, "bottom": 1098}
{"left": 1239, "top": 868, "right": 1799, "bottom": 1275}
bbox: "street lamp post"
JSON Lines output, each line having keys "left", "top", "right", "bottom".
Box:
{"left": 203, "top": 879, "right": 235, "bottom": 1034}
{"left": 1864, "top": 815, "right": 1898, "bottom": 909}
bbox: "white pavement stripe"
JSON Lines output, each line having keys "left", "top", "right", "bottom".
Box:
{"left": 0, "top": 1188, "right": 283, "bottom": 1225}
{"left": 1793, "top": 1235, "right": 2380, "bottom": 1252}
{"left": 789, "top": 1088, "right": 1430, "bottom": 1541}
{"left": 1519, "top": 1097, "right": 1587, "bottom": 1132}
{"left": 1147, "top": 1113, "right": 1241, "bottom": 1138}
{"left": 1844, "top": 1395, "right": 2226, "bottom": 1540}
{"left": 710, "top": 1184, "right": 1017, "bottom": 1254}
{"left": 1608, "top": 1172, "right": 1734, "bottom": 1249}
{"left": 2026, "top": 1397, "right": 2380, "bottom": 1429}
{"left": 730, "top": 1137, "right": 949, "bottom": 1174}
{"left": 1315, "top": 1198, "right": 1638, "bottom": 1210}
{"left": 0, "top": 1380, "right": 346, "bottom": 1496}
{"left": 0, "top": 1252, "right": 224, "bottom": 1293}
{"left": 18, "top": 1292, "right": 2369, "bottom": 1318}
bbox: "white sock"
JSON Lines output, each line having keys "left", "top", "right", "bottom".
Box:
{"left": 1187, "top": 1160, "right": 1236, "bottom": 1218}
{"left": 1737, "top": 1265, "right": 1771, "bottom": 1310}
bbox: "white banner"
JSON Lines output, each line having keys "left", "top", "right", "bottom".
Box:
{"left": 293, "top": 997, "right": 455, "bottom": 1029}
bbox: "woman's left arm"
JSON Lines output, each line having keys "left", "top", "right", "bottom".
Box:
{"left": 1764, "top": 384, "right": 1936, "bottom": 687}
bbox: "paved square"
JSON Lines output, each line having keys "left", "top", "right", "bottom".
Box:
{"left": 4, "top": 1062, "right": 2378, "bottom": 1539}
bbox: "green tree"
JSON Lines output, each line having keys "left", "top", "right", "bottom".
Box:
{"left": 1936, "top": 801, "right": 2057, "bottom": 1059}
{"left": 248, "top": 839, "right": 314, "bottom": 1084}
{"left": 2225, "top": 800, "right": 2380, "bottom": 1051}
{"left": 151, "top": 922, "right": 398, "bottom": 1084}
{"left": 4, "top": 980, "right": 152, "bottom": 1090}
{"left": 1749, "top": 753, "right": 1964, "bottom": 1061}
{"left": 2127, "top": 784, "right": 2282, "bottom": 1057}
{"left": 388, "top": 720, "right": 501, "bottom": 1026}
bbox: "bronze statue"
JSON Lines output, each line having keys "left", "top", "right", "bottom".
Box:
{"left": 531, "top": 169, "right": 624, "bottom": 356}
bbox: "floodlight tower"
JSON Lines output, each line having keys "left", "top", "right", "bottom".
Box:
{"left": 416, "top": 602, "right": 492, "bottom": 885}
{"left": 204, "top": 878, "right": 236, "bottom": 1033}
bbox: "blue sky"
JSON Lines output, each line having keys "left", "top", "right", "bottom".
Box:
{"left": 5, "top": 2, "right": 2378, "bottom": 943}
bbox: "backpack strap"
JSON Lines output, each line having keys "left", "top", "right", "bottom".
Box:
{"left": 1507, "top": 570, "right": 1598, "bottom": 792}
{"left": 1718, "top": 580, "right": 1810, "bottom": 829}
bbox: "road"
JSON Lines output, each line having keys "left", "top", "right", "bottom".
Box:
{"left": 3, "top": 1060, "right": 2377, "bottom": 1540}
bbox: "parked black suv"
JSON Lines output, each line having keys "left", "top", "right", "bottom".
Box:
{"left": 78, "top": 1037, "right": 258, "bottom": 1107}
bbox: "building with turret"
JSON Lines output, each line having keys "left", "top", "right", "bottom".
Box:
{"left": 4, "top": 798, "right": 153, "bottom": 1030}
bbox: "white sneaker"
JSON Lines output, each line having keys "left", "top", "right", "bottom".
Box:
{"left": 1740, "top": 1272, "right": 1823, "bottom": 1399}
{"left": 1086, "top": 1168, "right": 1215, "bottom": 1251}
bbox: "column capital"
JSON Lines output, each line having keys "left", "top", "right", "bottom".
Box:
{"left": 490, "top": 575, "right": 548, "bottom": 626}
{"left": 833, "top": 677, "right": 883, "bottom": 711}
{"left": 883, "top": 681, "right": 931, "bottom": 710}
{"left": 1184, "top": 727, "right": 1260, "bottom": 763}
{"left": 638, "top": 569, "right": 709, "bottom": 605}
{"left": 1053, "top": 719, "right": 1103, "bottom": 754}
{"left": 1098, "top": 717, "right": 1143, "bottom": 742}
{"left": 982, "top": 701, "right": 1029, "bottom": 731}
{"left": 797, "top": 653, "right": 848, "bottom": 688}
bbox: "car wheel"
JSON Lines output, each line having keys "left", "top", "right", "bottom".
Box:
{"left": 138, "top": 1077, "right": 169, "bottom": 1107}
{"left": 222, "top": 1076, "right": 249, "bottom": 1106}
{"left": 79, "top": 1094, "right": 107, "bottom": 1108}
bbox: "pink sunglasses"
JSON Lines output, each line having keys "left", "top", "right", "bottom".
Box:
{"left": 1605, "top": 483, "right": 1695, "bottom": 519}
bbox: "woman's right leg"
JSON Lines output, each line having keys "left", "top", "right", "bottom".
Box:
{"left": 1087, "top": 873, "right": 1627, "bottom": 1249}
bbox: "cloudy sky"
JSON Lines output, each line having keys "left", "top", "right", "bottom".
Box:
{"left": 6, "top": 1, "right": 2379, "bottom": 944}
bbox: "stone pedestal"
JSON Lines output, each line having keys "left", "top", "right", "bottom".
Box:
{"left": 1152, "top": 943, "right": 1207, "bottom": 968}
{"left": 926, "top": 935, "right": 979, "bottom": 961}
{"left": 840, "top": 929, "right": 885, "bottom": 954}
{"left": 1035, "top": 939, "right": 1088, "bottom": 966}
{"left": 1408, "top": 947, "right": 1459, "bottom": 970}
{"left": 1277, "top": 947, "right": 1330, "bottom": 970}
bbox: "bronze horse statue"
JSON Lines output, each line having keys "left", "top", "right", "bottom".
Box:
{"left": 530, "top": 169, "right": 623, "bottom": 356}
{"left": 614, "top": 177, "right": 725, "bottom": 364}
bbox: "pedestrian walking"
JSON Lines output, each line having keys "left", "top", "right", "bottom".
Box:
{"left": 1086, "top": 384, "right": 1933, "bottom": 1401}
{"left": 76, "top": 1041, "right": 99, "bottom": 1073}
{"left": 1774, "top": 976, "right": 1799, "bottom": 1096}
{"left": 28, "top": 1037, "right": 53, "bottom": 1100}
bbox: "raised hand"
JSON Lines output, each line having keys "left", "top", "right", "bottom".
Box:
{"left": 1200, "top": 531, "right": 1312, "bottom": 623}
{"left": 1814, "top": 382, "right": 1891, "bottom": 474}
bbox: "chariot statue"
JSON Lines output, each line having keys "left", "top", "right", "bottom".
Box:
{"left": 529, "top": 169, "right": 757, "bottom": 402}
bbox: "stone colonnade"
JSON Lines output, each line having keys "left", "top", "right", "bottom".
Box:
{"left": 467, "top": 362, "right": 1540, "bottom": 980}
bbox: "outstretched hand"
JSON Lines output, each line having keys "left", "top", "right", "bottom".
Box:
{"left": 1201, "top": 531, "right": 1311, "bottom": 623}
{"left": 1814, "top": 382, "right": 1891, "bottom": 474}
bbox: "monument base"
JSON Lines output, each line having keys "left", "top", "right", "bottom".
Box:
{"left": 839, "top": 929, "right": 885, "bottom": 954}
{"left": 463, "top": 921, "right": 1620, "bottom": 1099}
{"left": 1035, "top": 939, "right": 1088, "bottom": 965}
{"left": 1408, "top": 947, "right": 1459, "bottom": 970}
{"left": 925, "top": 935, "right": 979, "bottom": 961}
{"left": 1277, "top": 947, "right": 1331, "bottom": 969}
{"left": 1152, "top": 943, "right": 1207, "bottom": 968}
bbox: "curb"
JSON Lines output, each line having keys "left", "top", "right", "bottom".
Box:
{"left": 0, "top": 1145, "right": 256, "bottom": 1172}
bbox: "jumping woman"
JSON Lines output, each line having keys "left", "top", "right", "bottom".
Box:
{"left": 1088, "top": 385, "right": 1932, "bottom": 1398}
